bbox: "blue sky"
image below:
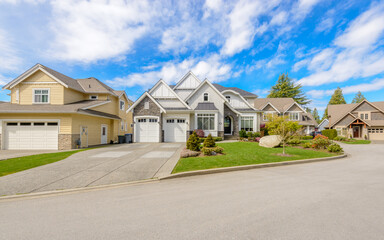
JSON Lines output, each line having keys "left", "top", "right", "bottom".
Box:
{"left": 1, "top": 0, "right": 384, "bottom": 115}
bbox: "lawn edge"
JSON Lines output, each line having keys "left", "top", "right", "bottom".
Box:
{"left": 160, "top": 153, "right": 348, "bottom": 180}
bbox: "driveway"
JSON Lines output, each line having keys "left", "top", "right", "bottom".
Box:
{"left": 0, "top": 144, "right": 383, "bottom": 239}
{"left": 0, "top": 143, "right": 183, "bottom": 196}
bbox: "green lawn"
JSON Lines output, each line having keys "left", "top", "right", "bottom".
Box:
{"left": 173, "top": 142, "right": 336, "bottom": 173}
{"left": 341, "top": 139, "right": 371, "bottom": 144}
{"left": 0, "top": 148, "right": 95, "bottom": 177}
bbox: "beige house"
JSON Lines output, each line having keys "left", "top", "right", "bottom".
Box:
{"left": 254, "top": 98, "right": 318, "bottom": 135}
{"left": 327, "top": 100, "right": 384, "bottom": 140}
{"left": 0, "top": 64, "right": 133, "bottom": 150}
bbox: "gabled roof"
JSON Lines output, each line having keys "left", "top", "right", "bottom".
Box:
{"left": 149, "top": 79, "right": 191, "bottom": 109}
{"left": 126, "top": 92, "right": 166, "bottom": 113}
{"left": 318, "top": 118, "right": 329, "bottom": 128}
{"left": 184, "top": 79, "right": 228, "bottom": 102}
{"left": 77, "top": 77, "right": 117, "bottom": 95}
{"left": 173, "top": 71, "right": 201, "bottom": 90}
{"left": 260, "top": 102, "right": 280, "bottom": 113}
{"left": 254, "top": 98, "right": 298, "bottom": 112}
{"left": 283, "top": 102, "right": 306, "bottom": 113}
{"left": 220, "top": 88, "right": 256, "bottom": 110}
{"left": 213, "top": 84, "right": 257, "bottom": 98}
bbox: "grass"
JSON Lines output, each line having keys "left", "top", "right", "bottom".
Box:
{"left": 0, "top": 147, "right": 97, "bottom": 177}
{"left": 341, "top": 139, "right": 371, "bottom": 144}
{"left": 173, "top": 142, "right": 336, "bottom": 173}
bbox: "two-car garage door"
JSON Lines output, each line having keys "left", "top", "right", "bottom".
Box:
{"left": 4, "top": 122, "right": 59, "bottom": 150}
{"left": 368, "top": 127, "right": 384, "bottom": 140}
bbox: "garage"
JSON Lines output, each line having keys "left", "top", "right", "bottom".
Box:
{"left": 164, "top": 118, "right": 187, "bottom": 142}
{"left": 4, "top": 121, "right": 59, "bottom": 150}
{"left": 135, "top": 117, "right": 159, "bottom": 142}
{"left": 368, "top": 127, "right": 384, "bottom": 140}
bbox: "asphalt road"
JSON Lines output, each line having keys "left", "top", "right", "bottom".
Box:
{"left": 0, "top": 143, "right": 383, "bottom": 240}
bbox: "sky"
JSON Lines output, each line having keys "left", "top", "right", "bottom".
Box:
{"left": 1, "top": 0, "right": 384, "bottom": 115}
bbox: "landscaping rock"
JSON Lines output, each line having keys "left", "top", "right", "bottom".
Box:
{"left": 259, "top": 135, "right": 282, "bottom": 148}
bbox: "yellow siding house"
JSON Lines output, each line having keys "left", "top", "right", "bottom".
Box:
{"left": 0, "top": 64, "right": 133, "bottom": 150}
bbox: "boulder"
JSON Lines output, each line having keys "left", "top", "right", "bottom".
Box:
{"left": 259, "top": 135, "right": 282, "bottom": 148}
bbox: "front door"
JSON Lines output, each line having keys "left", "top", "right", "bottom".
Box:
{"left": 353, "top": 126, "right": 360, "bottom": 138}
{"left": 224, "top": 116, "right": 232, "bottom": 134}
{"left": 101, "top": 125, "right": 108, "bottom": 144}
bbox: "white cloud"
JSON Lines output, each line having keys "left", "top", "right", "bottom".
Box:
{"left": 307, "top": 78, "right": 384, "bottom": 99}
{"left": 297, "top": 2, "right": 384, "bottom": 86}
{"left": 106, "top": 54, "right": 232, "bottom": 88}
{"left": 0, "top": 29, "right": 22, "bottom": 72}
{"left": 48, "top": 0, "right": 161, "bottom": 63}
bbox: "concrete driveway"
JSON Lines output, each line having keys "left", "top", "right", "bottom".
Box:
{"left": 0, "top": 143, "right": 183, "bottom": 196}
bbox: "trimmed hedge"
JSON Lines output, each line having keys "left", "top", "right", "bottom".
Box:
{"left": 321, "top": 129, "right": 337, "bottom": 140}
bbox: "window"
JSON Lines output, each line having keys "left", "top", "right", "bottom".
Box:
{"left": 120, "top": 100, "right": 125, "bottom": 110}
{"left": 360, "top": 113, "right": 364, "bottom": 119}
{"left": 167, "top": 119, "right": 175, "bottom": 123}
{"left": 263, "top": 112, "right": 275, "bottom": 121}
{"left": 102, "top": 127, "right": 106, "bottom": 136}
{"left": 138, "top": 118, "right": 146, "bottom": 123}
{"left": 241, "top": 116, "right": 254, "bottom": 131}
{"left": 226, "top": 96, "right": 231, "bottom": 102}
{"left": 20, "top": 122, "right": 31, "bottom": 126}
{"left": 365, "top": 113, "right": 368, "bottom": 119}
{"left": 121, "top": 121, "right": 124, "bottom": 130}
{"left": 33, "top": 89, "right": 49, "bottom": 103}
{"left": 7, "top": 122, "right": 18, "bottom": 126}
{"left": 203, "top": 93, "right": 209, "bottom": 102}
{"left": 89, "top": 95, "right": 98, "bottom": 100}
{"left": 177, "top": 119, "right": 185, "bottom": 123}
{"left": 359, "top": 112, "right": 370, "bottom": 120}
{"left": 197, "top": 114, "right": 215, "bottom": 130}
{"left": 289, "top": 112, "right": 299, "bottom": 121}
{"left": 33, "top": 122, "right": 45, "bottom": 126}
{"left": 15, "top": 89, "right": 19, "bottom": 102}
{"left": 47, "top": 122, "right": 58, "bottom": 126}
{"left": 144, "top": 101, "right": 149, "bottom": 109}
{"left": 149, "top": 119, "right": 157, "bottom": 123}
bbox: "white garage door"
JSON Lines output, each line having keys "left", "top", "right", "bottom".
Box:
{"left": 368, "top": 128, "right": 384, "bottom": 140}
{"left": 4, "top": 122, "right": 59, "bottom": 150}
{"left": 135, "top": 118, "right": 159, "bottom": 142}
{"left": 164, "top": 119, "right": 187, "bottom": 142}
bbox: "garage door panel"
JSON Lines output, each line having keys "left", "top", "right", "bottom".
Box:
{"left": 164, "top": 119, "right": 186, "bottom": 142}
{"left": 4, "top": 122, "right": 59, "bottom": 150}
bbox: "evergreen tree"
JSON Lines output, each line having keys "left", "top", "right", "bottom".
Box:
{"left": 351, "top": 91, "right": 366, "bottom": 103}
{"left": 312, "top": 108, "right": 320, "bottom": 124}
{"left": 323, "top": 87, "right": 346, "bottom": 119}
{"left": 268, "top": 73, "right": 311, "bottom": 106}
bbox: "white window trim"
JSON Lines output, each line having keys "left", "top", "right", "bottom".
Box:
{"left": 240, "top": 116, "right": 254, "bottom": 131}
{"left": 203, "top": 92, "right": 209, "bottom": 102}
{"left": 89, "top": 95, "right": 98, "bottom": 100}
{"left": 120, "top": 100, "right": 125, "bottom": 110}
{"left": 195, "top": 112, "right": 216, "bottom": 131}
{"left": 225, "top": 95, "right": 231, "bottom": 102}
{"left": 288, "top": 112, "right": 300, "bottom": 121}
{"left": 32, "top": 88, "right": 50, "bottom": 104}
{"left": 263, "top": 111, "right": 275, "bottom": 121}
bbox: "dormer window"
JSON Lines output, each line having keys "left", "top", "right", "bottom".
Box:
{"left": 226, "top": 96, "right": 231, "bottom": 102}
{"left": 203, "top": 93, "right": 209, "bottom": 102}
{"left": 90, "top": 95, "right": 98, "bottom": 100}
{"left": 33, "top": 89, "right": 49, "bottom": 104}
{"left": 120, "top": 100, "right": 125, "bottom": 110}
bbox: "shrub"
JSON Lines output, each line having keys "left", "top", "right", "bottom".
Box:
{"left": 334, "top": 136, "right": 347, "bottom": 141}
{"left": 302, "top": 142, "right": 312, "bottom": 148}
{"left": 214, "top": 137, "right": 223, "bottom": 142}
{"left": 201, "top": 147, "right": 213, "bottom": 156}
{"left": 203, "top": 134, "right": 216, "bottom": 148}
{"left": 212, "top": 146, "right": 224, "bottom": 154}
{"left": 239, "top": 129, "right": 247, "bottom": 138}
{"left": 312, "top": 134, "right": 331, "bottom": 149}
{"left": 195, "top": 129, "right": 205, "bottom": 138}
{"left": 301, "top": 135, "right": 313, "bottom": 140}
{"left": 254, "top": 132, "right": 261, "bottom": 138}
{"left": 321, "top": 129, "right": 337, "bottom": 140}
{"left": 187, "top": 131, "right": 200, "bottom": 151}
{"left": 246, "top": 132, "right": 253, "bottom": 138}
{"left": 327, "top": 143, "right": 343, "bottom": 153}
{"left": 287, "top": 138, "right": 301, "bottom": 145}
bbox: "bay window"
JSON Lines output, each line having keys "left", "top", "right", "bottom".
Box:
{"left": 197, "top": 113, "right": 215, "bottom": 130}
{"left": 241, "top": 116, "right": 254, "bottom": 131}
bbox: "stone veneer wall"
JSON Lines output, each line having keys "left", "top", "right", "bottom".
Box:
{"left": 224, "top": 104, "right": 239, "bottom": 137}
{"left": 133, "top": 96, "right": 162, "bottom": 142}
{"left": 59, "top": 134, "right": 80, "bottom": 150}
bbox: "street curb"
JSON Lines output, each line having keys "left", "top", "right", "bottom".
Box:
{"left": 160, "top": 154, "right": 348, "bottom": 180}
{"left": 0, "top": 178, "right": 159, "bottom": 201}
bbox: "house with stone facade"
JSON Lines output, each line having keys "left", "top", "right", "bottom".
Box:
{"left": 327, "top": 100, "right": 384, "bottom": 140}
{"left": 127, "top": 72, "right": 316, "bottom": 143}
{"left": 0, "top": 64, "right": 133, "bottom": 150}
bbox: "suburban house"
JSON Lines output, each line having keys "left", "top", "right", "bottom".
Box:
{"left": 127, "top": 72, "right": 315, "bottom": 143}
{"left": 254, "top": 98, "right": 318, "bottom": 135}
{"left": 327, "top": 100, "right": 384, "bottom": 140}
{"left": 127, "top": 72, "right": 259, "bottom": 142}
{"left": 318, "top": 118, "right": 329, "bottom": 131}
{"left": 0, "top": 64, "right": 133, "bottom": 150}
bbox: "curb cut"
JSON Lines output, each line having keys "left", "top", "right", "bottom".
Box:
{"left": 0, "top": 178, "right": 159, "bottom": 201}
{"left": 160, "top": 154, "right": 348, "bottom": 180}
